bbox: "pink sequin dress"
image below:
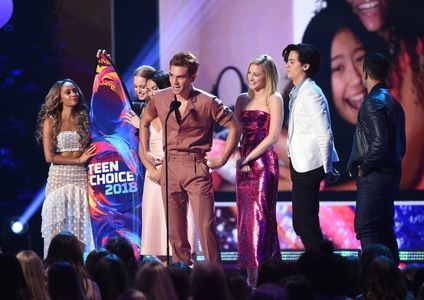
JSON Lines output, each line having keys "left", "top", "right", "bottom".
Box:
{"left": 236, "top": 110, "right": 281, "bottom": 267}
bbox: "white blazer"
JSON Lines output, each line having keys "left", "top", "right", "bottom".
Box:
{"left": 287, "top": 78, "right": 339, "bottom": 173}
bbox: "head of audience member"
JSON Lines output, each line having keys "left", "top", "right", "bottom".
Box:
{"left": 135, "top": 261, "right": 178, "bottom": 300}
{"left": 246, "top": 54, "right": 280, "bottom": 100}
{"left": 296, "top": 248, "right": 353, "bottom": 298}
{"left": 105, "top": 236, "right": 138, "bottom": 284}
{"left": 251, "top": 283, "right": 288, "bottom": 300}
{"left": 45, "top": 231, "right": 86, "bottom": 286}
{"left": 47, "top": 261, "right": 87, "bottom": 300}
{"left": 116, "top": 289, "right": 147, "bottom": 300}
{"left": 168, "top": 262, "right": 191, "bottom": 300}
{"left": 16, "top": 250, "right": 50, "bottom": 300}
{"left": 400, "top": 265, "right": 418, "bottom": 294}
{"left": 169, "top": 51, "right": 199, "bottom": 98}
{"left": 417, "top": 285, "right": 424, "bottom": 300}
{"left": 93, "top": 253, "right": 129, "bottom": 300}
{"left": 0, "top": 253, "right": 28, "bottom": 300}
{"left": 279, "top": 274, "right": 314, "bottom": 300}
{"left": 359, "top": 243, "right": 394, "bottom": 262}
{"left": 133, "top": 65, "right": 156, "bottom": 101}
{"left": 361, "top": 255, "right": 407, "bottom": 300}
{"left": 226, "top": 271, "right": 251, "bottom": 300}
{"left": 85, "top": 248, "right": 109, "bottom": 280}
{"left": 145, "top": 70, "right": 171, "bottom": 100}
{"left": 358, "top": 243, "right": 394, "bottom": 290}
{"left": 320, "top": 240, "right": 359, "bottom": 297}
{"left": 138, "top": 255, "right": 162, "bottom": 268}
{"left": 190, "top": 262, "right": 231, "bottom": 300}
{"left": 412, "top": 267, "right": 424, "bottom": 298}
{"left": 303, "top": 0, "right": 387, "bottom": 125}
{"left": 257, "top": 259, "right": 293, "bottom": 287}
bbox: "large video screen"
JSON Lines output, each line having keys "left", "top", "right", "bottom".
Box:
{"left": 214, "top": 199, "right": 424, "bottom": 251}
{"left": 158, "top": 0, "right": 424, "bottom": 191}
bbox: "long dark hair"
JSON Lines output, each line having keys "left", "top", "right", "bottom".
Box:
{"left": 190, "top": 262, "right": 231, "bottom": 300}
{"left": 45, "top": 231, "right": 88, "bottom": 291}
{"left": 135, "top": 261, "right": 178, "bottom": 300}
{"left": 47, "top": 261, "right": 87, "bottom": 300}
{"left": 362, "top": 256, "right": 407, "bottom": 300}
{"left": 36, "top": 79, "right": 90, "bottom": 151}
{"left": 146, "top": 69, "right": 171, "bottom": 89}
{"left": 0, "top": 253, "right": 29, "bottom": 300}
{"left": 92, "top": 254, "right": 129, "bottom": 300}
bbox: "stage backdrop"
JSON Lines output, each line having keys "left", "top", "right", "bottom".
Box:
{"left": 158, "top": 0, "right": 424, "bottom": 191}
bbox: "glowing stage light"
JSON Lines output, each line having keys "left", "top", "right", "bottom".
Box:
{"left": 10, "top": 220, "right": 25, "bottom": 235}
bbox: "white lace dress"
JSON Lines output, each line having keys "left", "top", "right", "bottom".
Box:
{"left": 41, "top": 131, "right": 95, "bottom": 257}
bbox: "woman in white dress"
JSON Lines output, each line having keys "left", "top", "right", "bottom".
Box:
{"left": 126, "top": 70, "right": 200, "bottom": 261}
{"left": 36, "top": 79, "right": 96, "bottom": 257}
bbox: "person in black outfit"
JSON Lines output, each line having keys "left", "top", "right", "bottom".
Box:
{"left": 347, "top": 52, "right": 406, "bottom": 265}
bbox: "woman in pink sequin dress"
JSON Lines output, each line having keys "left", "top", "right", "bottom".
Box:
{"left": 235, "top": 55, "right": 283, "bottom": 287}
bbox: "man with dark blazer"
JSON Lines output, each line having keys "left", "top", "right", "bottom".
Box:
{"left": 348, "top": 53, "right": 406, "bottom": 265}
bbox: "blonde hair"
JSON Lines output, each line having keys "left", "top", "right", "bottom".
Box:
{"left": 247, "top": 54, "right": 280, "bottom": 102}
{"left": 35, "top": 79, "right": 90, "bottom": 151}
{"left": 16, "top": 250, "right": 50, "bottom": 300}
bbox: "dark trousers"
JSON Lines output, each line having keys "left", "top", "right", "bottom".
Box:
{"left": 355, "top": 171, "right": 401, "bottom": 265}
{"left": 290, "top": 162, "right": 325, "bottom": 250}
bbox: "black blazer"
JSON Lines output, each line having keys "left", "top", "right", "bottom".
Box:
{"left": 347, "top": 83, "right": 406, "bottom": 177}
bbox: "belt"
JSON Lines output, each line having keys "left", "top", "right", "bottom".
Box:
{"left": 168, "top": 151, "right": 206, "bottom": 161}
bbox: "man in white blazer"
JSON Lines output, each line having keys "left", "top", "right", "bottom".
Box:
{"left": 282, "top": 44, "right": 339, "bottom": 250}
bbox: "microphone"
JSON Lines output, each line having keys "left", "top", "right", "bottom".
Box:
{"left": 164, "top": 96, "right": 181, "bottom": 266}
